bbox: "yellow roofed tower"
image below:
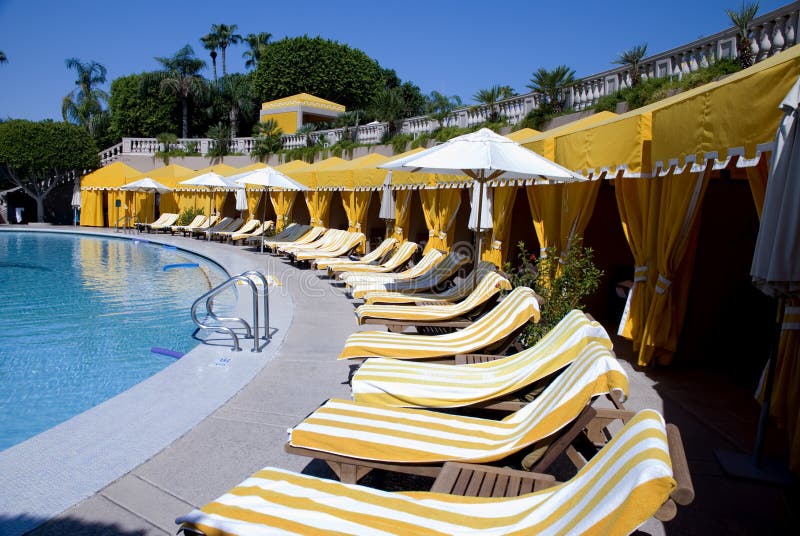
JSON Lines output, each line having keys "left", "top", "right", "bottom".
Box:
{"left": 260, "top": 93, "right": 345, "bottom": 134}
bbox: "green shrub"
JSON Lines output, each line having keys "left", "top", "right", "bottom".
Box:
{"left": 504, "top": 240, "right": 602, "bottom": 347}
{"left": 388, "top": 133, "right": 413, "bottom": 153}
{"left": 176, "top": 206, "right": 204, "bottom": 226}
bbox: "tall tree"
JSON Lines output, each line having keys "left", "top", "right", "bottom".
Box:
{"left": 368, "top": 87, "right": 407, "bottom": 136}
{"left": 152, "top": 45, "right": 206, "bottom": 138}
{"left": 527, "top": 65, "right": 576, "bottom": 113}
{"left": 0, "top": 120, "right": 99, "bottom": 222}
{"left": 426, "top": 91, "right": 462, "bottom": 129}
{"left": 108, "top": 72, "right": 179, "bottom": 140}
{"left": 218, "top": 73, "right": 256, "bottom": 138}
{"left": 200, "top": 33, "right": 220, "bottom": 84}
{"left": 243, "top": 32, "right": 272, "bottom": 70}
{"left": 473, "top": 85, "right": 515, "bottom": 122}
{"left": 210, "top": 23, "right": 242, "bottom": 77}
{"left": 727, "top": 2, "right": 760, "bottom": 68}
{"left": 0, "top": 51, "right": 7, "bottom": 64}
{"left": 613, "top": 44, "right": 648, "bottom": 87}
{"left": 61, "top": 58, "right": 109, "bottom": 137}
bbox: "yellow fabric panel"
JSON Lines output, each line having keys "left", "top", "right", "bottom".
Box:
{"left": 106, "top": 190, "right": 132, "bottom": 227}
{"left": 652, "top": 45, "right": 800, "bottom": 164}
{"left": 481, "top": 186, "right": 517, "bottom": 267}
{"left": 556, "top": 114, "right": 653, "bottom": 176}
{"left": 79, "top": 190, "right": 104, "bottom": 226}
{"left": 159, "top": 193, "right": 178, "bottom": 214}
{"left": 772, "top": 300, "right": 800, "bottom": 474}
{"left": 315, "top": 153, "right": 391, "bottom": 190}
{"left": 264, "top": 111, "right": 298, "bottom": 133}
{"left": 305, "top": 190, "right": 333, "bottom": 227}
{"left": 505, "top": 128, "right": 541, "bottom": 141}
{"left": 386, "top": 147, "right": 435, "bottom": 187}
{"left": 392, "top": 190, "right": 412, "bottom": 241}
{"left": 174, "top": 191, "right": 198, "bottom": 213}
{"left": 289, "top": 157, "right": 347, "bottom": 189}
{"left": 745, "top": 153, "right": 770, "bottom": 218}
{"left": 214, "top": 192, "right": 227, "bottom": 214}
{"left": 81, "top": 161, "right": 141, "bottom": 188}
{"left": 341, "top": 191, "right": 371, "bottom": 253}
{"left": 614, "top": 175, "right": 662, "bottom": 345}
{"left": 128, "top": 164, "right": 197, "bottom": 189}
{"left": 561, "top": 179, "right": 602, "bottom": 253}
{"left": 270, "top": 190, "right": 297, "bottom": 231}
{"left": 246, "top": 190, "right": 262, "bottom": 219}
{"left": 191, "top": 163, "right": 239, "bottom": 177}
{"left": 519, "top": 111, "right": 618, "bottom": 159}
{"left": 639, "top": 166, "right": 711, "bottom": 366}
{"left": 420, "top": 188, "right": 462, "bottom": 253}
{"left": 526, "top": 183, "right": 562, "bottom": 255}
{"left": 234, "top": 162, "right": 267, "bottom": 173}
{"left": 131, "top": 191, "right": 155, "bottom": 224}
{"left": 275, "top": 159, "right": 312, "bottom": 173}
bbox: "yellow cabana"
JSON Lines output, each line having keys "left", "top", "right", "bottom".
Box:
{"left": 505, "top": 127, "right": 541, "bottom": 141}
{"left": 289, "top": 157, "right": 348, "bottom": 227}
{"left": 123, "top": 164, "right": 196, "bottom": 224}
{"left": 271, "top": 160, "right": 312, "bottom": 230}
{"left": 519, "top": 111, "right": 618, "bottom": 160}
{"left": 79, "top": 162, "right": 142, "bottom": 227}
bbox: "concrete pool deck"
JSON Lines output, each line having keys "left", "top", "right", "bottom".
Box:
{"left": 0, "top": 225, "right": 797, "bottom": 535}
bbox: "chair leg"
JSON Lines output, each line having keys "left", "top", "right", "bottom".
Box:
{"left": 530, "top": 406, "right": 597, "bottom": 473}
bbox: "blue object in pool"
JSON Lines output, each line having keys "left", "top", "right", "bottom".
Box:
{"left": 162, "top": 245, "right": 177, "bottom": 250}
{"left": 163, "top": 262, "right": 199, "bottom": 271}
{"left": 151, "top": 347, "right": 185, "bottom": 359}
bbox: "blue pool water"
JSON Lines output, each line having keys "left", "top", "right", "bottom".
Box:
{"left": 0, "top": 232, "right": 230, "bottom": 451}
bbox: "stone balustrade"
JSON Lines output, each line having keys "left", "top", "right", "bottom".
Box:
{"left": 99, "top": 1, "right": 799, "bottom": 166}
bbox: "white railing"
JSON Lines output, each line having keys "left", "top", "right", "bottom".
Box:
{"left": 99, "top": 1, "right": 800, "bottom": 165}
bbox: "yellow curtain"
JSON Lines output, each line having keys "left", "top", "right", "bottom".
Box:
{"left": 79, "top": 190, "right": 104, "bottom": 226}
{"left": 560, "top": 179, "right": 603, "bottom": 256}
{"left": 615, "top": 175, "right": 662, "bottom": 348}
{"left": 305, "top": 191, "right": 334, "bottom": 227}
{"left": 526, "top": 183, "right": 562, "bottom": 257}
{"left": 106, "top": 190, "right": 133, "bottom": 228}
{"left": 270, "top": 190, "right": 298, "bottom": 231}
{"left": 420, "top": 188, "right": 462, "bottom": 253}
{"left": 481, "top": 186, "right": 517, "bottom": 267}
{"left": 745, "top": 156, "right": 770, "bottom": 220}
{"left": 342, "top": 191, "right": 371, "bottom": 253}
{"left": 245, "top": 189, "right": 262, "bottom": 219}
{"left": 772, "top": 301, "right": 800, "bottom": 473}
{"left": 214, "top": 192, "right": 227, "bottom": 215}
{"left": 174, "top": 191, "right": 198, "bottom": 213}
{"left": 639, "top": 165, "right": 711, "bottom": 366}
{"left": 196, "top": 192, "right": 215, "bottom": 217}
{"left": 159, "top": 192, "right": 178, "bottom": 214}
{"left": 392, "top": 190, "right": 412, "bottom": 242}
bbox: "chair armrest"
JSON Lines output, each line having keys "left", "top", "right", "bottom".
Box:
{"left": 666, "top": 423, "right": 695, "bottom": 505}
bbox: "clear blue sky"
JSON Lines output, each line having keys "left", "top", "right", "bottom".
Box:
{"left": 0, "top": 0, "right": 790, "bottom": 122}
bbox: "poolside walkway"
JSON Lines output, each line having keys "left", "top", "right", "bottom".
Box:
{"left": 3, "top": 226, "right": 796, "bottom": 535}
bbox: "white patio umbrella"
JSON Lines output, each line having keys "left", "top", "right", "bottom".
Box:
{"left": 382, "top": 128, "right": 583, "bottom": 277}
{"left": 234, "top": 167, "right": 310, "bottom": 253}
{"left": 468, "top": 181, "right": 493, "bottom": 231}
{"left": 378, "top": 172, "right": 396, "bottom": 220}
{"left": 717, "top": 76, "right": 800, "bottom": 485}
{"left": 180, "top": 172, "right": 236, "bottom": 240}
{"left": 119, "top": 177, "right": 173, "bottom": 224}
{"left": 70, "top": 178, "right": 81, "bottom": 226}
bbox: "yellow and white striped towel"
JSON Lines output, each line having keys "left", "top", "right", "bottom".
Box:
{"left": 331, "top": 240, "right": 418, "bottom": 276}
{"left": 363, "top": 261, "right": 497, "bottom": 305}
{"left": 316, "top": 238, "right": 397, "bottom": 270}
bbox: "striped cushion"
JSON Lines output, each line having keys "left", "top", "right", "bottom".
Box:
{"left": 281, "top": 229, "right": 345, "bottom": 254}
{"left": 338, "top": 286, "right": 541, "bottom": 360}
{"left": 316, "top": 238, "right": 397, "bottom": 270}
{"left": 354, "top": 271, "right": 511, "bottom": 324}
{"left": 332, "top": 241, "right": 418, "bottom": 275}
{"left": 265, "top": 226, "right": 325, "bottom": 251}
{"left": 295, "top": 232, "right": 365, "bottom": 261}
{"left": 290, "top": 348, "right": 628, "bottom": 464}
{"left": 345, "top": 251, "right": 453, "bottom": 299}
{"left": 353, "top": 310, "right": 612, "bottom": 408}
{"left": 363, "top": 261, "right": 497, "bottom": 305}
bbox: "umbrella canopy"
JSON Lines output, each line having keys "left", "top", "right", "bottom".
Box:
{"left": 379, "top": 173, "right": 395, "bottom": 220}
{"left": 232, "top": 167, "right": 310, "bottom": 191}
{"left": 119, "top": 177, "right": 173, "bottom": 194}
{"left": 394, "top": 128, "right": 584, "bottom": 182}
{"left": 752, "top": 77, "right": 800, "bottom": 297}
{"left": 180, "top": 172, "right": 237, "bottom": 189}
{"left": 468, "top": 182, "right": 493, "bottom": 231}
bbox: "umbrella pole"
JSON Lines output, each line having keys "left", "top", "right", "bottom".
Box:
{"left": 261, "top": 187, "right": 268, "bottom": 254}
{"left": 473, "top": 177, "right": 485, "bottom": 287}
{"left": 208, "top": 188, "right": 213, "bottom": 241}
{"left": 715, "top": 296, "right": 793, "bottom": 485}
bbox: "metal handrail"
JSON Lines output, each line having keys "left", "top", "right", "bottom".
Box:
{"left": 190, "top": 270, "right": 271, "bottom": 352}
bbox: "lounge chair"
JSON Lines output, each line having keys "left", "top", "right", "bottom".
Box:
{"left": 279, "top": 228, "right": 346, "bottom": 255}
{"left": 342, "top": 250, "right": 449, "bottom": 299}
{"left": 191, "top": 216, "right": 233, "bottom": 238}
{"left": 135, "top": 212, "right": 171, "bottom": 232}
{"left": 170, "top": 214, "right": 206, "bottom": 235}
{"left": 177, "top": 410, "right": 693, "bottom": 536}
{"left": 180, "top": 214, "right": 219, "bottom": 237}
{"left": 265, "top": 226, "right": 326, "bottom": 252}
{"left": 253, "top": 223, "right": 308, "bottom": 248}
{"left": 146, "top": 213, "right": 180, "bottom": 233}
{"left": 338, "top": 286, "right": 541, "bottom": 360}
{"left": 286, "top": 348, "right": 628, "bottom": 482}
{"left": 212, "top": 219, "right": 261, "bottom": 241}
{"left": 230, "top": 220, "right": 274, "bottom": 244}
{"left": 355, "top": 271, "right": 512, "bottom": 332}
{"left": 294, "top": 232, "right": 365, "bottom": 263}
{"left": 315, "top": 237, "right": 398, "bottom": 271}
{"left": 329, "top": 240, "right": 419, "bottom": 278}
{"left": 363, "top": 261, "right": 498, "bottom": 305}
{"left": 352, "top": 310, "right": 611, "bottom": 409}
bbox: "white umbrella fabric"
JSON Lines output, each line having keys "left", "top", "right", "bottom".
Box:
{"left": 235, "top": 187, "right": 249, "bottom": 214}
{"left": 378, "top": 172, "right": 396, "bottom": 220}
{"left": 180, "top": 172, "right": 236, "bottom": 240}
{"left": 382, "top": 128, "right": 583, "bottom": 277}
{"left": 234, "top": 167, "right": 309, "bottom": 253}
{"left": 120, "top": 177, "right": 173, "bottom": 225}
{"left": 468, "top": 181, "right": 493, "bottom": 231}
{"left": 716, "top": 76, "right": 800, "bottom": 484}
{"left": 70, "top": 179, "right": 81, "bottom": 226}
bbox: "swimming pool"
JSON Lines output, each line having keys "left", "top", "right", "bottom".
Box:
{"left": 0, "top": 231, "right": 230, "bottom": 451}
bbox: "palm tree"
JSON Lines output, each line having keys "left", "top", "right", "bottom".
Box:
{"left": 0, "top": 51, "right": 7, "bottom": 64}
{"left": 473, "top": 85, "right": 515, "bottom": 122}
{"left": 243, "top": 32, "right": 272, "bottom": 70}
{"left": 152, "top": 45, "right": 206, "bottom": 138}
{"left": 526, "top": 65, "right": 576, "bottom": 113}
{"left": 200, "top": 33, "right": 220, "bottom": 84}
{"left": 426, "top": 91, "right": 462, "bottom": 129}
{"left": 218, "top": 73, "right": 256, "bottom": 138}
{"left": 210, "top": 23, "right": 242, "bottom": 77}
{"left": 61, "top": 58, "right": 109, "bottom": 136}
{"left": 251, "top": 119, "right": 283, "bottom": 162}
{"left": 368, "top": 87, "right": 407, "bottom": 136}
{"left": 613, "top": 44, "right": 648, "bottom": 87}
{"left": 727, "top": 2, "right": 760, "bottom": 68}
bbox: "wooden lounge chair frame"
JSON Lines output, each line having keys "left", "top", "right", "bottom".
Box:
{"left": 432, "top": 421, "right": 695, "bottom": 522}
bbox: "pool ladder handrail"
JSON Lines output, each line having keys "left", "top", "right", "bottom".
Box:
{"left": 190, "top": 270, "right": 271, "bottom": 352}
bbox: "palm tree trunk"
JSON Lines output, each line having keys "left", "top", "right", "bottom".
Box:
{"left": 212, "top": 55, "right": 218, "bottom": 84}
{"left": 35, "top": 195, "right": 45, "bottom": 223}
{"left": 221, "top": 45, "right": 227, "bottom": 77}
{"left": 181, "top": 99, "right": 189, "bottom": 138}
{"left": 229, "top": 106, "right": 238, "bottom": 138}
